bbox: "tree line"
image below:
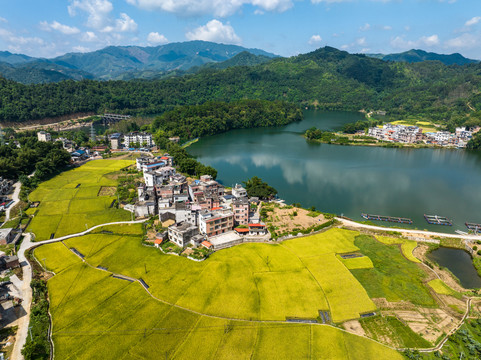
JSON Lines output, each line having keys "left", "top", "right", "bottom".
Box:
{"left": 1, "top": 47, "right": 481, "bottom": 131}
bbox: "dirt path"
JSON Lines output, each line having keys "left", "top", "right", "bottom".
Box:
{"left": 337, "top": 218, "right": 481, "bottom": 241}
{"left": 1, "top": 181, "right": 21, "bottom": 227}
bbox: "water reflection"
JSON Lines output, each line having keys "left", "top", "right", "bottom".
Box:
{"left": 189, "top": 111, "right": 481, "bottom": 232}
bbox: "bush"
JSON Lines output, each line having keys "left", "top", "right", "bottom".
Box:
{"left": 474, "top": 246, "right": 478, "bottom": 251}
{"left": 477, "top": 250, "right": 481, "bottom": 256}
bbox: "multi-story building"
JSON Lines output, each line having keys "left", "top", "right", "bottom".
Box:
{"left": 123, "top": 132, "right": 154, "bottom": 148}
{"left": 37, "top": 131, "right": 51, "bottom": 142}
{"left": 109, "top": 133, "right": 123, "bottom": 149}
{"left": 232, "top": 197, "right": 249, "bottom": 225}
{"left": 198, "top": 210, "right": 234, "bottom": 238}
{"left": 168, "top": 222, "right": 200, "bottom": 248}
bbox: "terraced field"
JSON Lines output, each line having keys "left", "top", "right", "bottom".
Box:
{"left": 27, "top": 160, "right": 133, "bottom": 240}
{"left": 36, "top": 236, "right": 402, "bottom": 359}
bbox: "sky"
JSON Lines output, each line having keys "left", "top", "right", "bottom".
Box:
{"left": 0, "top": 0, "right": 480, "bottom": 59}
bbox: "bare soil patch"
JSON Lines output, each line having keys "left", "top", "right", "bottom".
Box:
{"left": 98, "top": 187, "right": 117, "bottom": 196}
{"left": 267, "top": 205, "right": 327, "bottom": 232}
{"left": 343, "top": 320, "right": 366, "bottom": 337}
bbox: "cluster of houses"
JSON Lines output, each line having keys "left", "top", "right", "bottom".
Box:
{"left": 367, "top": 124, "right": 479, "bottom": 148}
{"left": 128, "top": 156, "right": 268, "bottom": 251}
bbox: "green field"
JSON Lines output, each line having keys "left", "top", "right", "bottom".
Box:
{"left": 351, "top": 236, "right": 436, "bottom": 307}
{"left": 337, "top": 255, "right": 374, "bottom": 269}
{"left": 27, "top": 160, "right": 133, "bottom": 240}
{"left": 36, "top": 240, "right": 403, "bottom": 359}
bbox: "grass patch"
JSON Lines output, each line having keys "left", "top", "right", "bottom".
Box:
{"left": 351, "top": 235, "right": 436, "bottom": 307}
{"left": 376, "top": 236, "right": 420, "bottom": 263}
{"left": 360, "top": 315, "right": 431, "bottom": 348}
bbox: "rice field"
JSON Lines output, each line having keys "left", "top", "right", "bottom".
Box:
{"left": 428, "top": 279, "right": 460, "bottom": 297}
{"left": 37, "top": 240, "right": 402, "bottom": 360}
{"left": 27, "top": 160, "right": 133, "bottom": 240}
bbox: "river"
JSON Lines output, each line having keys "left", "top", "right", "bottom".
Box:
{"left": 187, "top": 110, "right": 481, "bottom": 233}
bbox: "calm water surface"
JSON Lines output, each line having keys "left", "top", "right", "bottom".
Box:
{"left": 428, "top": 248, "right": 481, "bottom": 288}
{"left": 188, "top": 110, "right": 481, "bottom": 233}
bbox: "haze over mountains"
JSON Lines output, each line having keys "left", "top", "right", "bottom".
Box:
{"left": 0, "top": 41, "right": 276, "bottom": 84}
{"left": 0, "top": 41, "right": 479, "bottom": 84}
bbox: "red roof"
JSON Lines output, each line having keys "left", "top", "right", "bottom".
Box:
{"left": 211, "top": 206, "right": 222, "bottom": 210}
{"left": 201, "top": 241, "right": 213, "bottom": 248}
{"left": 161, "top": 156, "right": 169, "bottom": 160}
{"left": 249, "top": 223, "right": 265, "bottom": 227}
{"left": 235, "top": 228, "right": 249, "bottom": 233}
{"left": 154, "top": 239, "right": 163, "bottom": 244}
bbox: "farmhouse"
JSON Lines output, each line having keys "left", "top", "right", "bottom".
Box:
{"left": 0, "top": 228, "right": 14, "bottom": 245}
{"left": 168, "top": 222, "right": 202, "bottom": 248}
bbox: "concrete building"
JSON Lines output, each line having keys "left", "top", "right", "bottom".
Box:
{"left": 232, "top": 197, "right": 250, "bottom": 225}
{"left": 109, "top": 133, "right": 123, "bottom": 150}
{"left": 0, "top": 228, "right": 14, "bottom": 245}
{"left": 37, "top": 131, "right": 51, "bottom": 142}
{"left": 232, "top": 184, "right": 247, "bottom": 198}
{"left": 168, "top": 222, "right": 200, "bottom": 248}
{"left": 123, "top": 132, "right": 154, "bottom": 148}
{"left": 198, "top": 210, "right": 234, "bottom": 238}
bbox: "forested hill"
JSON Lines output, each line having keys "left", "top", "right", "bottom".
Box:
{"left": 370, "top": 49, "right": 479, "bottom": 66}
{"left": 1, "top": 46, "right": 481, "bottom": 130}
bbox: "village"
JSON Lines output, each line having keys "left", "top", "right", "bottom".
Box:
{"left": 131, "top": 155, "right": 269, "bottom": 252}
{"left": 367, "top": 123, "right": 479, "bottom": 147}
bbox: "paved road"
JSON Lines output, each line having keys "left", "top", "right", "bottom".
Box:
{"left": 1, "top": 181, "right": 21, "bottom": 227}
{"left": 11, "top": 219, "right": 148, "bottom": 360}
{"left": 337, "top": 217, "right": 481, "bottom": 241}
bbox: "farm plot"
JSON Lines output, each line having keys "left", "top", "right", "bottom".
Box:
{"left": 351, "top": 235, "right": 436, "bottom": 307}
{"left": 38, "top": 240, "right": 402, "bottom": 360}
{"left": 27, "top": 160, "right": 133, "bottom": 240}
{"left": 376, "top": 236, "right": 420, "bottom": 263}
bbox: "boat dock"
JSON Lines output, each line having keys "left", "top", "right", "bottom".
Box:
{"left": 466, "top": 222, "right": 481, "bottom": 233}
{"left": 361, "top": 213, "right": 413, "bottom": 224}
{"left": 424, "top": 214, "right": 452, "bottom": 226}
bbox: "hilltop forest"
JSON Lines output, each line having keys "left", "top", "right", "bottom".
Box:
{"left": 1, "top": 47, "right": 481, "bottom": 132}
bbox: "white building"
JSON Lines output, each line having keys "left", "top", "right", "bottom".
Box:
{"left": 123, "top": 132, "right": 154, "bottom": 148}
{"left": 232, "top": 184, "right": 247, "bottom": 198}
{"left": 37, "top": 131, "right": 51, "bottom": 142}
{"left": 168, "top": 222, "right": 201, "bottom": 248}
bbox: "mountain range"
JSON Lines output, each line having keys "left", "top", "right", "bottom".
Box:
{"left": 0, "top": 42, "right": 479, "bottom": 84}
{"left": 0, "top": 41, "right": 276, "bottom": 84}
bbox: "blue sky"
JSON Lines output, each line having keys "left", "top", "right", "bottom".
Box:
{"left": 0, "top": 0, "right": 480, "bottom": 59}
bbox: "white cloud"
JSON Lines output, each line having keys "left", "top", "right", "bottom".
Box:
{"left": 40, "top": 20, "right": 81, "bottom": 35}
{"left": 186, "top": 19, "right": 241, "bottom": 44}
{"left": 126, "top": 0, "right": 293, "bottom": 17}
{"left": 465, "top": 16, "right": 481, "bottom": 27}
{"left": 356, "top": 37, "right": 366, "bottom": 45}
{"left": 445, "top": 33, "right": 478, "bottom": 49}
{"left": 0, "top": 17, "right": 7, "bottom": 23}
{"left": 391, "top": 34, "right": 439, "bottom": 49}
{"left": 113, "top": 13, "right": 137, "bottom": 32}
{"left": 360, "top": 23, "right": 370, "bottom": 31}
{"left": 81, "top": 31, "right": 98, "bottom": 42}
{"left": 308, "top": 34, "right": 322, "bottom": 45}
{"left": 147, "top": 31, "right": 168, "bottom": 44}
{"left": 72, "top": 45, "right": 91, "bottom": 52}
{"left": 383, "top": 25, "right": 392, "bottom": 31}
{"left": 68, "top": 0, "right": 113, "bottom": 29}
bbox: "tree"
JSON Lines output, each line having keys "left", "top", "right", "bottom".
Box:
{"left": 243, "top": 176, "right": 277, "bottom": 199}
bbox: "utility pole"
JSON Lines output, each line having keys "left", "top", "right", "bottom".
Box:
{"left": 28, "top": 326, "right": 33, "bottom": 340}
{"left": 0, "top": 126, "right": 4, "bottom": 146}
{"left": 42, "top": 258, "right": 47, "bottom": 270}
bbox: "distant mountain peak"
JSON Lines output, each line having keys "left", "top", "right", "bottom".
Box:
{"left": 367, "top": 49, "right": 479, "bottom": 66}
